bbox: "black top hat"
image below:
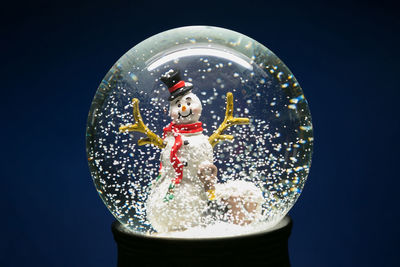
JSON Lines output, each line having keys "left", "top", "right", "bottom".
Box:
{"left": 161, "top": 69, "right": 193, "bottom": 101}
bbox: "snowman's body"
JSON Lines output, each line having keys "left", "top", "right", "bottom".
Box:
{"left": 143, "top": 70, "right": 264, "bottom": 233}
{"left": 147, "top": 131, "right": 213, "bottom": 232}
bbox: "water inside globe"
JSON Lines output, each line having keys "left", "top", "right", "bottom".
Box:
{"left": 86, "top": 26, "right": 313, "bottom": 237}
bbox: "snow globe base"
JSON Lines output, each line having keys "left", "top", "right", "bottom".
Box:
{"left": 111, "top": 216, "right": 292, "bottom": 266}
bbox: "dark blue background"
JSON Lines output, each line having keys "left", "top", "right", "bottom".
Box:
{"left": 2, "top": 1, "right": 399, "bottom": 266}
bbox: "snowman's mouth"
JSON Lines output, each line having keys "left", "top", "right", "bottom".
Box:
{"left": 178, "top": 109, "right": 192, "bottom": 119}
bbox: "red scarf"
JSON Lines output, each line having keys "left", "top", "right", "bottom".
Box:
{"left": 162, "top": 122, "right": 203, "bottom": 185}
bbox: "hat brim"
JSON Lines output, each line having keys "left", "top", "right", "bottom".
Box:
{"left": 168, "top": 84, "right": 193, "bottom": 101}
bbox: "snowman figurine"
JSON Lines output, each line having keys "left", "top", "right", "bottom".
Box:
{"left": 120, "top": 69, "right": 264, "bottom": 233}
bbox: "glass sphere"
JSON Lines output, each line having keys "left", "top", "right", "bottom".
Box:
{"left": 86, "top": 26, "right": 313, "bottom": 237}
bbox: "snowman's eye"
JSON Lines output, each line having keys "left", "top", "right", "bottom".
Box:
{"left": 187, "top": 102, "right": 191, "bottom": 106}
{"left": 178, "top": 104, "right": 181, "bottom": 108}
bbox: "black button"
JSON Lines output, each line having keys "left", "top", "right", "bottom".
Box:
{"left": 184, "top": 140, "right": 189, "bottom": 145}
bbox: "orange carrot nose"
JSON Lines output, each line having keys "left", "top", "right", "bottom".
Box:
{"left": 182, "top": 106, "right": 186, "bottom": 112}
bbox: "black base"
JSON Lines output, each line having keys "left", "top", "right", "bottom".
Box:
{"left": 112, "top": 216, "right": 292, "bottom": 267}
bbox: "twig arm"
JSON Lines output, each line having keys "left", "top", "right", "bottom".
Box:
{"left": 119, "top": 98, "right": 166, "bottom": 149}
{"left": 208, "top": 92, "right": 250, "bottom": 148}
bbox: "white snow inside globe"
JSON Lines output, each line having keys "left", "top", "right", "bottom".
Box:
{"left": 86, "top": 26, "right": 313, "bottom": 238}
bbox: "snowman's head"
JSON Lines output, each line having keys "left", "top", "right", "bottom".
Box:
{"left": 169, "top": 91, "right": 202, "bottom": 124}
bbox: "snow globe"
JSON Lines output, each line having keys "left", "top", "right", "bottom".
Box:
{"left": 86, "top": 26, "right": 313, "bottom": 265}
